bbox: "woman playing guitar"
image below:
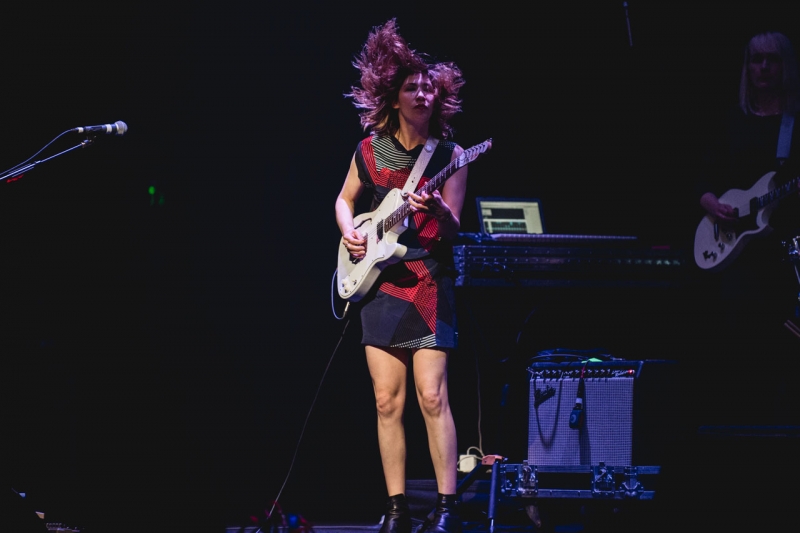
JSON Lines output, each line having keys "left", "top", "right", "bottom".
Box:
{"left": 694, "top": 30, "right": 800, "bottom": 424}
{"left": 334, "top": 19, "right": 468, "bottom": 533}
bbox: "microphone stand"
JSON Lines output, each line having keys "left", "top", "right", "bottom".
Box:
{"left": 0, "top": 136, "right": 95, "bottom": 184}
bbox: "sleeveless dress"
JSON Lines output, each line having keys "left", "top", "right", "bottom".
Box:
{"left": 353, "top": 134, "right": 459, "bottom": 349}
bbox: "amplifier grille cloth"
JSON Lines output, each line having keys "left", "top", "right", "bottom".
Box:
{"left": 528, "top": 377, "right": 634, "bottom": 466}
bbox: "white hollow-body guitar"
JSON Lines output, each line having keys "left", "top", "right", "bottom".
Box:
{"left": 337, "top": 139, "right": 492, "bottom": 301}
{"left": 694, "top": 170, "right": 800, "bottom": 271}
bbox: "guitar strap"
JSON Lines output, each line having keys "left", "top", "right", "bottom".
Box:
{"left": 401, "top": 137, "right": 440, "bottom": 194}
{"left": 777, "top": 112, "right": 795, "bottom": 165}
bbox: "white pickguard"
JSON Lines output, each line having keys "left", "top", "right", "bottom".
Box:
{"left": 337, "top": 188, "right": 409, "bottom": 301}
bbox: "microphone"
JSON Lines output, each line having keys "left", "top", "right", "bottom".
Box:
{"left": 73, "top": 121, "right": 128, "bottom": 135}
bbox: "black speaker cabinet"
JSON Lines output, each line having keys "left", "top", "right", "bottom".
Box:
{"left": 528, "top": 359, "right": 678, "bottom": 467}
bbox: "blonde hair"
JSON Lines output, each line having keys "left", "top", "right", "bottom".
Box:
{"left": 739, "top": 31, "right": 800, "bottom": 115}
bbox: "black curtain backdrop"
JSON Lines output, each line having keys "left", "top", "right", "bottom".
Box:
{"left": 1, "top": 2, "right": 799, "bottom": 532}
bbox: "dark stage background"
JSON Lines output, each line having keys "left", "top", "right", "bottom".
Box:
{"left": 1, "top": 2, "right": 799, "bottom": 532}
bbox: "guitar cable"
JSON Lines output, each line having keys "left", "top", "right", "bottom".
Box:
{"left": 331, "top": 268, "right": 350, "bottom": 320}
{"left": 260, "top": 294, "right": 351, "bottom": 532}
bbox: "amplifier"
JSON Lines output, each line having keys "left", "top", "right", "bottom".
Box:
{"left": 454, "top": 244, "right": 687, "bottom": 288}
{"left": 527, "top": 360, "right": 678, "bottom": 467}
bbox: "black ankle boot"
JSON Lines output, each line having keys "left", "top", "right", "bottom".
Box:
{"left": 419, "top": 493, "right": 461, "bottom": 533}
{"left": 378, "top": 493, "right": 411, "bottom": 533}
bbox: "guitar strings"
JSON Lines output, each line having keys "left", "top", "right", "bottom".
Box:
{"left": 368, "top": 142, "right": 484, "bottom": 236}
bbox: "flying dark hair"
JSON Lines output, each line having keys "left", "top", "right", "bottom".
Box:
{"left": 346, "top": 19, "right": 465, "bottom": 139}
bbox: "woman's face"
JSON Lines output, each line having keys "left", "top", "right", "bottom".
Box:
{"left": 748, "top": 44, "right": 783, "bottom": 91}
{"left": 393, "top": 72, "right": 436, "bottom": 125}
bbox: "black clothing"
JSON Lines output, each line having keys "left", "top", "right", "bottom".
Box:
{"left": 694, "top": 105, "right": 799, "bottom": 424}
{"left": 353, "top": 134, "right": 459, "bottom": 349}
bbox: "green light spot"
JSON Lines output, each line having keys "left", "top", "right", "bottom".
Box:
{"left": 148, "top": 186, "right": 155, "bottom": 195}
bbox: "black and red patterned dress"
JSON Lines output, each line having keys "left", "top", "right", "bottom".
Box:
{"left": 353, "top": 134, "right": 459, "bottom": 349}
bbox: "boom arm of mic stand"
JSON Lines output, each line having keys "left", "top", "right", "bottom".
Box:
{"left": 0, "top": 137, "right": 95, "bottom": 183}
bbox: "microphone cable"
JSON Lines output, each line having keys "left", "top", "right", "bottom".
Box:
{"left": 0, "top": 128, "right": 74, "bottom": 178}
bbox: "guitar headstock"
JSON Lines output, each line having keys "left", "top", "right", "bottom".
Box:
{"left": 457, "top": 138, "right": 492, "bottom": 167}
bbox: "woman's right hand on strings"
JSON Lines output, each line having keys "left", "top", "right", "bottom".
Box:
{"left": 700, "top": 192, "right": 737, "bottom": 223}
{"left": 342, "top": 229, "right": 366, "bottom": 259}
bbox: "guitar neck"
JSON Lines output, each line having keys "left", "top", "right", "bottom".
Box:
{"left": 756, "top": 175, "right": 800, "bottom": 209}
{"left": 382, "top": 157, "right": 460, "bottom": 231}
{"left": 380, "top": 139, "right": 491, "bottom": 232}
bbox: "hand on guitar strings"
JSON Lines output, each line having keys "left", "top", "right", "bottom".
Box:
{"left": 342, "top": 229, "right": 366, "bottom": 259}
{"left": 407, "top": 190, "right": 452, "bottom": 222}
{"left": 700, "top": 192, "right": 738, "bottom": 223}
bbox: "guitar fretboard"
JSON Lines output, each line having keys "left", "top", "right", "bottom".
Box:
{"left": 757, "top": 175, "right": 800, "bottom": 208}
{"left": 381, "top": 140, "right": 490, "bottom": 232}
{"left": 382, "top": 160, "right": 459, "bottom": 231}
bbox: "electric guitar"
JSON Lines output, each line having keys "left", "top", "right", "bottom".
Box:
{"left": 337, "top": 139, "right": 492, "bottom": 301}
{"left": 694, "top": 170, "right": 800, "bottom": 270}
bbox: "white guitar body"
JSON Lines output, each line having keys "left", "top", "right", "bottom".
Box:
{"left": 337, "top": 188, "right": 409, "bottom": 302}
{"left": 694, "top": 171, "right": 777, "bottom": 271}
{"left": 336, "top": 138, "right": 492, "bottom": 300}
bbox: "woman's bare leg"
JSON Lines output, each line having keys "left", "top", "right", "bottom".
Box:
{"left": 366, "top": 345, "right": 410, "bottom": 496}
{"left": 413, "top": 348, "right": 457, "bottom": 494}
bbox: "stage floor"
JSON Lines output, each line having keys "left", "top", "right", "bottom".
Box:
{"left": 224, "top": 511, "right": 797, "bottom": 533}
